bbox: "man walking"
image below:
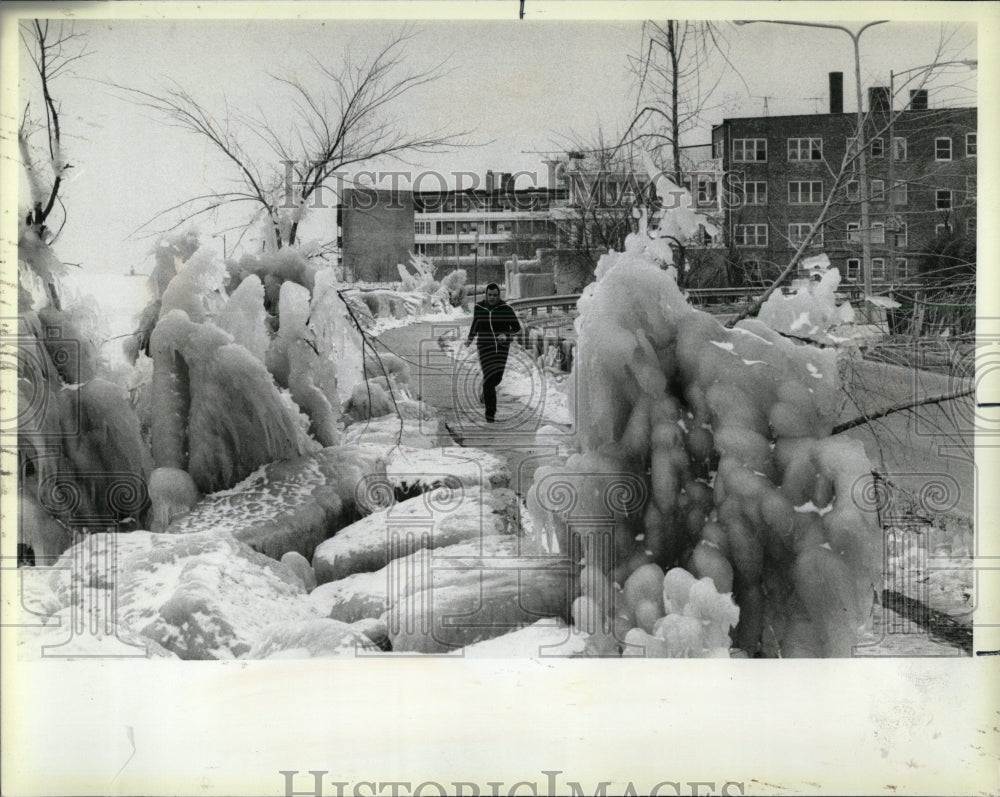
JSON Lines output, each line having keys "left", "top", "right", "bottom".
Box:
{"left": 465, "top": 283, "right": 521, "bottom": 423}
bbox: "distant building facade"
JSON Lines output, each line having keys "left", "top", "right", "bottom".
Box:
{"left": 713, "top": 73, "right": 977, "bottom": 285}
{"left": 337, "top": 188, "right": 415, "bottom": 282}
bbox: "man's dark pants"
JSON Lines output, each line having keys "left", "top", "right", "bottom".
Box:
{"left": 477, "top": 344, "right": 509, "bottom": 420}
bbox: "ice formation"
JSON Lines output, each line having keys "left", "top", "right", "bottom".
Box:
{"left": 127, "top": 235, "right": 368, "bottom": 508}
{"left": 757, "top": 258, "right": 857, "bottom": 344}
{"left": 18, "top": 226, "right": 152, "bottom": 552}
{"left": 527, "top": 200, "right": 881, "bottom": 658}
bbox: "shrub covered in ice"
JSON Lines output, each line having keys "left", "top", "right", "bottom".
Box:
{"left": 757, "top": 260, "right": 856, "bottom": 344}
{"left": 527, "top": 217, "right": 880, "bottom": 657}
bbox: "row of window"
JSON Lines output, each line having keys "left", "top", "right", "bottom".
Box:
{"left": 730, "top": 132, "right": 976, "bottom": 163}
{"left": 733, "top": 217, "right": 974, "bottom": 248}
{"left": 414, "top": 220, "right": 552, "bottom": 236}
{"left": 735, "top": 178, "right": 974, "bottom": 207}
{"left": 845, "top": 258, "right": 909, "bottom": 281}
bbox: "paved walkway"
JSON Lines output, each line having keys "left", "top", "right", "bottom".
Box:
{"left": 376, "top": 319, "right": 571, "bottom": 496}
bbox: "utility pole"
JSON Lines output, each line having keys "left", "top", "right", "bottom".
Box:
{"left": 736, "top": 20, "right": 887, "bottom": 299}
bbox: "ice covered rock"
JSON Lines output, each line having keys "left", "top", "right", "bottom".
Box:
{"left": 281, "top": 551, "right": 317, "bottom": 592}
{"left": 384, "top": 545, "right": 573, "bottom": 653}
{"left": 309, "top": 534, "right": 523, "bottom": 623}
{"left": 385, "top": 445, "right": 511, "bottom": 496}
{"left": 458, "top": 618, "right": 589, "bottom": 657}
{"left": 167, "top": 445, "right": 383, "bottom": 561}
{"left": 44, "top": 530, "right": 313, "bottom": 659}
{"left": 245, "top": 618, "right": 379, "bottom": 659}
{"left": 312, "top": 486, "right": 519, "bottom": 584}
{"left": 342, "top": 416, "right": 443, "bottom": 450}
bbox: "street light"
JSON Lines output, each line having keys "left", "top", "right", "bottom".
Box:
{"left": 735, "top": 20, "right": 887, "bottom": 299}
{"left": 888, "top": 59, "right": 978, "bottom": 282}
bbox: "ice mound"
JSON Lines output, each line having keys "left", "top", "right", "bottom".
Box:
{"left": 527, "top": 238, "right": 880, "bottom": 657}
{"left": 757, "top": 263, "right": 857, "bottom": 344}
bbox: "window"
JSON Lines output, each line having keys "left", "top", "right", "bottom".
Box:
{"left": 870, "top": 137, "right": 884, "bottom": 158}
{"left": 936, "top": 189, "right": 952, "bottom": 210}
{"left": 871, "top": 222, "right": 885, "bottom": 244}
{"left": 788, "top": 138, "right": 823, "bottom": 161}
{"left": 892, "top": 137, "right": 907, "bottom": 161}
{"left": 967, "top": 217, "right": 977, "bottom": 235}
{"left": 893, "top": 224, "right": 908, "bottom": 248}
{"left": 935, "top": 223, "right": 952, "bottom": 236}
{"left": 846, "top": 180, "right": 859, "bottom": 202}
{"left": 713, "top": 139, "right": 724, "bottom": 159}
{"left": 966, "top": 132, "right": 977, "bottom": 157}
{"left": 846, "top": 222, "right": 861, "bottom": 243}
{"left": 896, "top": 258, "right": 909, "bottom": 279}
{"left": 696, "top": 176, "right": 718, "bottom": 206}
{"left": 733, "top": 138, "right": 767, "bottom": 162}
{"left": 935, "top": 137, "right": 953, "bottom": 160}
{"left": 788, "top": 223, "right": 821, "bottom": 246}
{"left": 966, "top": 176, "right": 977, "bottom": 203}
{"left": 414, "top": 221, "right": 432, "bottom": 235}
{"left": 788, "top": 180, "right": 823, "bottom": 204}
{"left": 872, "top": 258, "right": 886, "bottom": 281}
{"left": 871, "top": 179, "right": 885, "bottom": 202}
{"left": 892, "top": 180, "right": 908, "bottom": 206}
{"left": 846, "top": 258, "right": 861, "bottom": 281}
{"left": 744, "top": 181, "right": 767, "bottom": 205}
{"left": 734, "top": 224, "right": 768, "bottom": 246}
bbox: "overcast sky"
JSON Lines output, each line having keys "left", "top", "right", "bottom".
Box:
{"left": 14, "top": 9, "right": 982, "bottom": 277}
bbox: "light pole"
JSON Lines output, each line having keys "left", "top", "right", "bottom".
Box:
{"left": 888, "top": 60, "right": 977, "bottom": 282}
{"left": 736, "top": 20, "right": 887, "bottom": 299}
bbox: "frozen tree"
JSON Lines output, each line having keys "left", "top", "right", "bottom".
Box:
{"left": 116, "top": 27, "right": 470, "bottom": 250}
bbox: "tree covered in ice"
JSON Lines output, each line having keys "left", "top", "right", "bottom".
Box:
{"left": 125, "top": 233, "right": 367, "bottom": 526}
{"left": 527, "top": 174, "right": 881, "bottom": 657}
{"left": 17, "top": 21, "right": 153, "bottom": 561}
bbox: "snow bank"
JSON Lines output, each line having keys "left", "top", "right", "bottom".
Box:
{"left": 757, "top": 265, "right": 856, "bottom": 344}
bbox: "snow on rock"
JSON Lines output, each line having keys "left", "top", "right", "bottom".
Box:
{"left": 245, "top": 618, "right": 379, "bottom": 659}
{"left": 309, "top": 534, "right": 523, "bottom": 623}
{"left": 457, "top": 618, "right": 589, "bottom": 658}
{"left": 43, "top": 530, "right": 313, "bottom": 660}
{"left": 167, "top": 446, "right": 383, "bottom": 562}
{"left": 385, "top": 557, "right": 572, "bottom": 653}
{"left": 384, "top": 445, "right": 511, "bottom": 495}
{"left": 342, "top": 417, "right": 443, "bottom": 450}
{"left": 312, "top": 486, "right": 520, "bottom": 585}
{"left": 280, "top": 551, "right": 317, "bottom": 592}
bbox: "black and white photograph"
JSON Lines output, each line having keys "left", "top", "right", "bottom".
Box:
{"left": 2, "top": 1, "right": 998, "bottom": 795}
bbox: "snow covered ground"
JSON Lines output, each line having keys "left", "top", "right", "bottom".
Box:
{"left": 442, "top": 334, "right": 573, "bottom": 426}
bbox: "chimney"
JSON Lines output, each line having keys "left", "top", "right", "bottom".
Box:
{"left": 829, "top": 72, "right": 844, "bottom": 114}
{"left": 909, "top": 89, "right": 928, "bottom": 110}
{"left": 868, "top": 86, "right": 891, "bottom": 114}
{"left": 485, "top": 170, "right": 495, "bottom": 192}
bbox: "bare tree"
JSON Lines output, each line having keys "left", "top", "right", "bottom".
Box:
{"left": 19, "top": 20, "right": 89, "bottom": 246}
{"left": 622, "top": 21, "right": 742, "bottom": 182}
{"left": 116, "top": 27, "right": 471, "bottom": 250}
{"left": 19, "top": 20, "right": 91, "bottom": 310}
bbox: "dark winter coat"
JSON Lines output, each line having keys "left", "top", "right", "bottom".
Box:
{"left": 466, "top": 299, "right": 522, "bottom": 355}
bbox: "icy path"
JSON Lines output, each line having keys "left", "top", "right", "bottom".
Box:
{"left": 376, "top": 319, "right": 574, "bottom": 497}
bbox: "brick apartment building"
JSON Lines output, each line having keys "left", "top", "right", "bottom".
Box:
{"left": 712, "top": 73, "right": 977, "bottom": 285}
